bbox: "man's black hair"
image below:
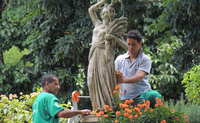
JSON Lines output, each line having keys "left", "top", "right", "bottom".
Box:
{"left": 126, "top": 30, "right": 142, "bottom": 43}
{"left": 41, "top": 74, "right": 58, "bottom": 88}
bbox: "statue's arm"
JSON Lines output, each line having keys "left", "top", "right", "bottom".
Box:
{"left": 88, "top": 0, "right": 107, "bottom": 26}
{"left": 106, "top": 34, "right": 128, "bottom": 50}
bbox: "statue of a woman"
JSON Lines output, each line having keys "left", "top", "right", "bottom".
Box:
{"left": 87, "top": 0, "right": 128, "bottom": 111}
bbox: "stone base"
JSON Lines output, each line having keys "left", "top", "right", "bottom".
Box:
{"left": 80, "top": 115, "right": 100, "bottom": 123}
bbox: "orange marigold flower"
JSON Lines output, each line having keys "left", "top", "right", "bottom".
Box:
{"left": 120, "top": 92, "right": 123, "bottom": 95}
{"left": 175, "top": 117, "right": 179, "bottom": 121}
{"left": 156, "top": 99, "right": 162, "bottom": 104}
{"left": 164, "top": 106, "right": 167, "bottom": 108}
{"left": 115, "top": 120, "right": 119, "bottom": 123}
{"left": 123, "top": 112, "right": 129, "bottom": 117}
{"left": 160, "top": 120, "right": 166, "bottom": 123}
{"left": 116, "top": 111, "right": 121, "bottom": 116}
{"left": 105, "top": 105, "right": 109, "bottom": 109}
{"left": 115, "top": 85, "right": 120, "bottom": 90}
{"left": 120, "top": 103, "right": 124, "bottom": 108}
{"left": 183, "top": 113, "right": 188, "bottom": 118}
{"left": 125, "top": 100, "right": 130, "bottom": 104}
{"left": 146, "top": 100, "right": 150, "bottom": 106}
{"left": 179, "top": 101, "right": 182, "bottom": 103}
{"left": 96, "top": 113, "right": 101, "bottom": 117}
{"left": 160, "top": 103, "right": 163, "bottom": 106}
{"left": 142, "top": 103, "right": 147, "bottom": 107}
{"left": 155, "top": 104, "right": 159, "bottom": 107}
{"left": 104, "top": 114, "right": 108, "bottom": 118}
{"left": 150, "top": 109, "right": 154, "bottom": 113}
{"left": 134, "top": 107, "right": 140, "bottom": 112}
{"left": 139, "top": 112, "right": 142, "bottom": 115}
{"left": 108, "top": 108, "right": 112, "bottom": 111}
{"left": 99, "top": 111, "right": 104, "bottom": 115}
{"left": 155, "top": 97, "right": 159, "bottom": 101}
{"left": 130, "top": 99, "right": 134, "bottom": 103}
{"left": 124, "top": 104, "right": 129, "bottom": 108}
{"left": 128, "top": 114, "right": 133, "bottom": 118}
{"left": 142, "top": 99, "right": 146, "bottom": 103}
{"left": 113, "top": 90, "right": 117, "bottom": 94}
{"left": 137, "top": 104, "right": 142, "bottom": 109}
{"left": 171, "top": 109, "right": 175, "bottom": 113}
{"left": 134, "top": 114, "right": 138, "bottom": 118}
{"left": 144, "top": 106, "right": 149, "bottom": 112}
{"left": 125, "top": 108, "right": 132, "bottom": 113}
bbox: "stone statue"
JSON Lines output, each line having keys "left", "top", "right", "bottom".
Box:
{"left": 87, "top": 0, "right": 128, "bottom": 111}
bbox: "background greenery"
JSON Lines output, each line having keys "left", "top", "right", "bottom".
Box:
{"left": 0, "top": 0, "right": 200, "bottom": 113}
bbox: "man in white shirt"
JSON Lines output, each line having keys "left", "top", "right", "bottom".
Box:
{"left": 115, "top": 30, "right": 162, "bottom": 108}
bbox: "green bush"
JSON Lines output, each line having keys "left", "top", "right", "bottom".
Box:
{"left": 0, "top": 88, "right": 71, "bottom": 123}
{"left": 182, "top": 65, "right": 200, "bottom": 104}
{"left": 3, "top": 46, "right": 32, "bottom": 66}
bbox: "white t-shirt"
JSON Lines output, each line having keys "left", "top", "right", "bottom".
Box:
{"left": 115, "top": 49, "right": 151, "bottom": 100}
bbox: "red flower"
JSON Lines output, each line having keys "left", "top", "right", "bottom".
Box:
{"left": 175, "top": 117, "right": 179, "bottom": 121}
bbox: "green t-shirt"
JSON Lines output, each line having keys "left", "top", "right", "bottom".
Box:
{"left": 32, "top": 92, "right": 64, "bottom": 123}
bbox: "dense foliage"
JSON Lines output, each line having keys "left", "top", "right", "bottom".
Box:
{"left": 182, "top": 65, "right": 200, "bottom": 104}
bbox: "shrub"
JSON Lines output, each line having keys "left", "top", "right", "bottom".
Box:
{"left": 3, "top": 46, "right": 33, "bottom": 66}
{"left": 182, "top": 64, "right": 200, "bottom": 104}
{"left": 0, "top": 88, "right": 71, "bottom": 123}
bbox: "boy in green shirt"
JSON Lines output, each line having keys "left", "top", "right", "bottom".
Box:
{"left": 32, "top": 74, "right": 91, "bottom": 123}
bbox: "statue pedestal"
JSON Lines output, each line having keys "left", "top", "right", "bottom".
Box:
{"left": 80, "top": 115, "right": 100, "bottom": 123}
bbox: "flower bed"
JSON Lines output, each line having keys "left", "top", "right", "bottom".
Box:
{"left": 95, "top": 85, "right": 189, "bottom": 123}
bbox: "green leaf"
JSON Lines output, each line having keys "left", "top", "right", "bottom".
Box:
{"left": 1, "top": 30, "right": 5, "bottom": 36}
{"left": 2, "top": 22, "right": 6, "bottom": 26}
{"left": 147, "top": 3, "right": 151, "bottom": 9}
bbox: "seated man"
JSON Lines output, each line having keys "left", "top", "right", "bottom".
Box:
{"left": 32, "top": 74, "right": 91, "bottom": 123}
{"left": 115, "top": 30, "right": 162, "bottom": 108}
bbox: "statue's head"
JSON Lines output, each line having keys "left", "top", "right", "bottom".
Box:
{"left": 100, "top": 4, "right": 115, "bottom": 22}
